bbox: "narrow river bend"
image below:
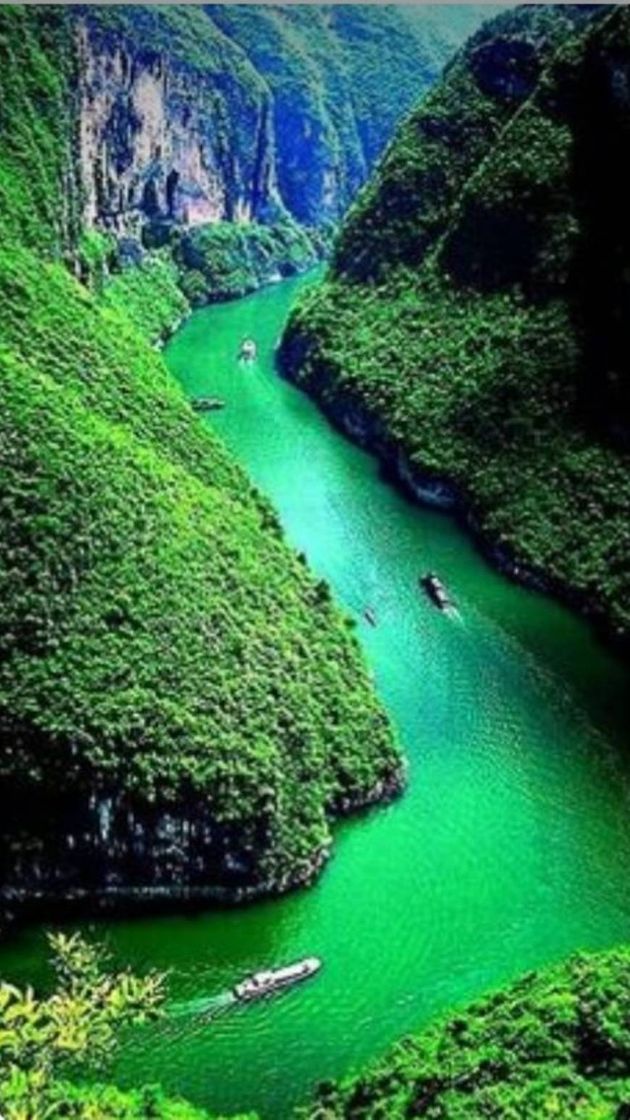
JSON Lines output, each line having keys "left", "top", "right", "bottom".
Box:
{"left": 2, "top": 271, "right": 630, "bottom": 1118}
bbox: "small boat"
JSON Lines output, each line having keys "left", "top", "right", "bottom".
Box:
{"left": 233, "top": 957, "right": 321, "bottom": 1002}
{"left": 191, "top": 397, "right": 225, "bottom": 413}
{"left": 420, "top": 572, "right": 452, "bottom": 610}
{"left": 239, "top": 338, "right": 257, "bottom": 361}
{"left": 364, "top": 607, "right": 377, "bottom": 627}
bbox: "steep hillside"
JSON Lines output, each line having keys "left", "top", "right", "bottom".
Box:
{"left": 207, "top": 4, "right": 488, "bottom": 227}
{"left": 280, "top": 5, "right": 630, "bottom": 646}
{"left": 73, "top": 4, "right": 491, "bottom": 238}
{"left": 0, "top": 5, "right": 401, "bottom": 907}
{"left": 306, "top": 947, "right": 630, "bottom": 1118}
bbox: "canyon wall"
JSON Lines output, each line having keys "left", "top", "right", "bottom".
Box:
{"left": 0, "top": 6, "right": 401, "bottom": 915}
{"left": 71, "top": 5, "right": 493, "bottom": 243}
{"left": 280, "top": 5, "right": 630, "bottom": 646}
{"left": 75, "top": 11, "right": 277, "bottom": 240}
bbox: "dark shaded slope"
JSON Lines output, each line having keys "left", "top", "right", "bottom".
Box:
{"left": 58, "top": 5, "right": 495, "bottom": 311}
{"left": 208, "top": 4, "right": 487, "bottom": 225}
{"left": 332, "top": 4, "right": 599, "bottom": 280}
{"left": 280, "top": 5, "right": 630, "bottom": 645}
{"left": 73, "top": 3, "right": 493, "bottom": 235}
{"left": 0, "top": 343, "right": 398, "bottom": 903}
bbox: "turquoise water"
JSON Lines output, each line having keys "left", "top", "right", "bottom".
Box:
{"left": 2, "top": 271, "right": 629, "bottom": 1118}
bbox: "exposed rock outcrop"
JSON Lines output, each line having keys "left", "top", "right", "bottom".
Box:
{"left": 71, "top": 5, "right": 494, "bottom": 243}
{"left": 0, "top": 764, "right": 404, "bottom": 919}
{"left": 75, "top": 15, "right": 276, "bottom": 239}
{"left": 0, "top": 6, "right": 404, "bottom": 921}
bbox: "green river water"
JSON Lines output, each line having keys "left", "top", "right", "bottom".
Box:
{"left": 2, "top": 271, "right": 630, "bottom": 1117}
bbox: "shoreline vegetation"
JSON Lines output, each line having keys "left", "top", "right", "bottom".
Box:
{"left": 84, "top": 219, "right": 331, "bottom": 351}
{"left": 2, "top": 2, "right": 630, "bottom": 1118}
{"left": 279, "top": 5, "right": 630, "bottom": 653}
{"left": 278, "top": 339, "right": 629, "bottom": 656}
{"left": 0, "top": 4, "right": 402, "bottom": 923}
{"left": 7, "top": 931, "right": 630, "bottom": 1120}
{"left": 304, "top": 946, "right": 630, "bottom": 1119}
{"left": 1, "top": 766, "right": 405, "bottom": 928}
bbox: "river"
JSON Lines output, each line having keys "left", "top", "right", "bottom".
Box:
{"left": 2, "top": 270, "right": 630, "bottom": 1118}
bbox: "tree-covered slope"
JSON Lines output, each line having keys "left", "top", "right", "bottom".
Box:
{"left": 0, "top": 5, "right": 400, "bottom": 903}
{"left": 280, "top": 5, "right": 630, "bottom": 645}
{"left": 305, "top": 947, "right": 630, "bottom": 1118}
{"left": 207, "top": 4, "right": 492, "bottom": 226}
{"left": 0, "top": 6, "right": 78, "bottom": 253}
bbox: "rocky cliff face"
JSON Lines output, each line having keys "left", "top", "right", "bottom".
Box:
{"left": 75, "top": 13, "right": 277, "bottom": 240}
{"left": 70, "top": 5, "right": 494, "bottom": 244}
{"left": 0, "top": 783, "right": 324, "bottom": 910}
{"left": 0, "top": 5, "right": 404, "bottom": 918}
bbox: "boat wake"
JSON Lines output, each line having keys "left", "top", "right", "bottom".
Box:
{"left": 168, "top": 990, "right": 236, "bottom": 1020}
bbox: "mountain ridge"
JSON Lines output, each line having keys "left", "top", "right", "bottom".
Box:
{"left": 280, "top": 3, "right": 630, "bottom": 647}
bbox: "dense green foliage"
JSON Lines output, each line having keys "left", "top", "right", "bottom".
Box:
{"left": 73, "top": 4, "right": 492, "bottom": 234}
{"left": 0, "top": 932, "right": 166, "bottom": 1119}
{"left": 305, "top": 947, "right": 630, "bottom": 1118}
{"left": 175, "top": 219, "right": 325, "bottom": 305}
{"left": 0, "top": 7, "right": 77, "bottom": 253}
{"left": 281, "top": 5, "right": 630, "bottom": 642}
{"left": 25, "top": 1082, "right": 222, "bottom": 1120}
{"left": 0, "top": 7, "right": 399, "bottom": 893}
{"left": 0, "top": 313, "right": 397, "bottom": 879}
{"left": 331, "top": 5, "right": 593, "bottom": 282}
{"left": 202, "top": 5, "right": 493, "bottom": 225}
{"left": 0, "top": 932, "right": 254, "bottom": 1118}
{"left": 102, "top": 253, "right": 190, "bottom": 345}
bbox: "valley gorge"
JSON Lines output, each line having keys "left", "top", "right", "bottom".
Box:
{"left": 73, "top": 5, "right": 488, "bottom": 234}
{"left": 1, "top": 4, "right": 630, "bottom": 1120}
{"left": 1, "top": 3, "right": 412, "bottom": 921}
{"left": 280, "top": 3, "right": 630, "bottom": 650}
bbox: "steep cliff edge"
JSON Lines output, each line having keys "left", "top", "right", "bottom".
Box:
{"left": 72, "top": 5, "right": 492, "bottom": 241}
{"left": 75, "top": 7, "right": 276, "bottom": 237}
{"left": 64, "top": 5, "right": 495, "bottom": 318}
{"left": 0, "top": 6, "right": 402, "bottom": 911}
{"left": 280, "top": 5, "right": 630, "bottom": 646}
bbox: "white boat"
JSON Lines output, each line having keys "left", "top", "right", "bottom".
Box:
{"left": 239, "top": 338, "right": 257, "bottom": 361}
{"left": 420, "top": 572, "right": 452, "bottom": 610}
{"left": 233, "top": 957, "right": 321, "bottom": 1001}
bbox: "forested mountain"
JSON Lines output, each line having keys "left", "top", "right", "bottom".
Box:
{"left": 281, "top": 4, "right": 630, "bottom": 645}
{"left": 58, "top": 4, "right": 494, "bottom": 305}
{"left": 72, "top": 4, "right": 492, "bottom": 236}
{"left": 0, "top": 4, "right": 403, "bottom": 910}
{"left": 3, "top": 4, "right": 630, "bottom": 1119}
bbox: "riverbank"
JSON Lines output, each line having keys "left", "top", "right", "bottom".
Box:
{"left": 277, "top": 338, "right": 628, "bottom": 656}
{"left": 0, "top": 766, "right": 404, "bottom": 931}
{"left": 277, "top": 6, "right": 630, "bottom": 656}
{"left": 3, "top": 269, "right": 630, "bottom": 1117}
{"left": 306, "top": 945, "right": 630, "bottom": 1119}
{"left": 96, "top": 222, "right": 330, "bottom": 353}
